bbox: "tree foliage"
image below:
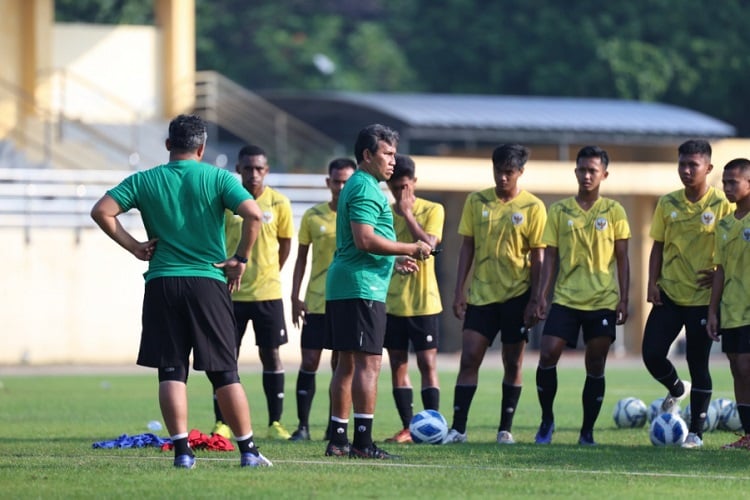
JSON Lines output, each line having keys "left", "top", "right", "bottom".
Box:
{"left": 54, "top": 0, "right": 750, "bottom": 135}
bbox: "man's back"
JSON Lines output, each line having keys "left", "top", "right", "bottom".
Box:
{"left": 107, "top": 159, "right": 249, "bottom": 282}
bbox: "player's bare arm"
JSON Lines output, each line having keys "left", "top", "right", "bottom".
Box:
{"left": 90, "top": 194, "right": 158, "bottom": 261}
{"left": 646, "top": 241, "right": 664, "bottom": 305}
{"left": 614, "top": 238, "right": 630, "bottom": 325}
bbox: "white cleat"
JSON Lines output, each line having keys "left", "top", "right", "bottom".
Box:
{"left": 496, "top": 430, "right": 515, "bottom": 444}
{"left": 442, "top": 428, "right": 467, "bottom": 444}
{"left": 662, "top": 380, "right": 691, "bottom": 414}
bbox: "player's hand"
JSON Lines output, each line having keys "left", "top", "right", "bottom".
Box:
{"left": 523, "top": 299, "right": 539, "bottom": 329}
{"left": 413, "top": 240, "right": 432, "bottom": 260}
{"left": 696, "top": 268, "right": 715, "bottom": 289}
{"left": 452, "top": 292, "right": 467, "bottom": 320}
{"left": 706, "top": 314, "right": 721, "bottom": 342}
{"left": 291, "top": 298, "right": 307, "bottom": 328}
{"left": 533, "top": 297, "right": 548, "bottom": 322}
{"left": 395, "top": 256, "right": 419, "bottom": 275}
{"left": 616, "top": 300, "right": 628, "bottom": 325}
{"left": 214, "top": 257, "right": 246, "bottom": 293}
{"left": 132, "top": 238, "right": 158, "bottom": 261}
{"left": 396, "top": 183, "right": 416, "bottom": 214}
{"left": 646, "top": 283, "right": 662, "bottom": 305}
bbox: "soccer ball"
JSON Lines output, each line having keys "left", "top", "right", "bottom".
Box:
{"left": 648, "top": 397, "right": 680, "bottom": 423}
{"left": 649, "top": 412, "right": 688, "bottom": 446}
{"left": 723, "top": 402, "right": 743, "bottom": 432}
{"left": 711, "top": 398, "right": 735, "bottom": 431}
{"left": 409, "top": 409, "right": 449, "bottom": 444}
{"left": 681, "top": 403, "right": 719, "bottom": 432}
{"left": 612, "top": 397, "right": 648, "bottom": 428}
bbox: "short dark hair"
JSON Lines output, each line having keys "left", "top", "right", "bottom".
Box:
{"left": 238, "top": 144, "right": 266, "bottom": 160}
{"left": 168, "top": 114, "right": 207, "bottom": 153}
{"left": 328, "top": 157, "right": 356, "bottom": 176}
{"left": 354, "top": 124, "right": 399, "bottom": 163}
{"left": 390, "top": 154, "right": 415, "bottom": 181}
{"left": 678, "top": 139, "right": 712, "bottom": 159}
{"left": 576, "top": 145, "right": 610, "bottom": 169}
{"left": 723, "top": 157, "right": 750, "bottom": 173}
{"left": 492, "top": 144, "right": 529, "bottom": 170}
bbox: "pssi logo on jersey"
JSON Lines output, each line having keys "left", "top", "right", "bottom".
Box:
{"left": 482, "top": 209, "right": 489, "bottom": 218}
{"left": 319, "top": 225, "right": 326, "bottom": 233}
{"left": 701, "top": 211, "right": 715, "bottom": 226}
{"left": 743, "top": 228, "right": 750, "bottom": 242}
{"left": 511, "top": 212, "right": 524, "bottom": 226}
{"left": 595, "top": 217, "right": 608, "bottom": 231}
{"left": 262, "top": 211, "right": 274, "bottom": 223}
{"left": 670, "top": 211, "right": 678, "bottom": 219}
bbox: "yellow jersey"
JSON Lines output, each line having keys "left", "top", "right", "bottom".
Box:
{"left": 650, "top": 187, "right": 733, "bottom": 306}
{"left": 543, "top": 196, "right": 630, "bottom": 310}
{"left": 714, "top": 212, "right": 750, "bottom": 328}
{"left": 386, "top": 197, "right": 445, "bottom": 316}
{"left": 458, "top": 188, "right": 547, "bottom": 305}
{"left": 298, "top": 202, "right": 337, "bottom": 314}
{"left": 225, "top": 186, "right": 294, "bottom": 301}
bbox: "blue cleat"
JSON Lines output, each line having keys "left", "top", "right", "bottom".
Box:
{"left": 173, "top": 454, "right": 195, "bottom": 469}
{"left": 578, "top": 430, "right": 597, "bottom": 446}
{"left": 534, "top": 421, "right": 555, "bottom": 444}
{"left": 241, "top": 451, "right": 273, "bottom": 467}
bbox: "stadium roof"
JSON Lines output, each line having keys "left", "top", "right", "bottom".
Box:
{"left": 260, "top": 91, "right": 736, "bottom": 153}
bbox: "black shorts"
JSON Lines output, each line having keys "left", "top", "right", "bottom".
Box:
{"left": 644, "top": 290, "right": 708, "bottom": 342}
{"left": 384, "top": 314, "right": 440, "bottom": 352}
{"left": 138, "top": 277, "right": 238, "bottom": 371}
{"left": 325, "top": 299, "right": 386, "bottom": 355}
{"left": 542, "top": 304, "right": 616, "bottom": 348}
{"left": 300, "top": 313, "right": 326, "bottom": 350}
{"left": 721, "top": 325, "right": 750, "bottom": 354}
{"left": 233, "top": 299, "right": 289, "bottom": 349}
{"left": 463, "top": 291, "right": 530, "bottom": 345}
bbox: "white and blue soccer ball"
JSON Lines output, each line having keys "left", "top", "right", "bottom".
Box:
{"left": 650, "top": 412, "right": 688, "bottom": 446}
{"left": 613, "top": 397, "right": 648, "bottom": 428}
{"left": 711, "top": 398, "right": 736, "bottom": 431}
{"left": 648, "top": 397, "right": 680, "bottom": 423}
{"left": 722, "top": 402, "right": 743, "bottom": 432}
{"left": 409, "top": 409, "right": 449, "bottom": 444}
{"left": 682, "top": 403, "right": 719, "bottom": 432}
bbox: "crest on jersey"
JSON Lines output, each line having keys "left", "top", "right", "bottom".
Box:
{"left": 511, "top": 212, "right": 524, "bottom": 226}
{"left": 743, "top": 228, "right": 750, "bottom": 242}
{"left": 670, "top": 211, "right": 678, "bottom": 219}
{"left": 262, "top": 211, "right": 274, "bottom": 223}
{"left": 595, "top": 217, "right": 608, "bottom": 231}
{"left": 319, "top": 225, "right": 326, "bottom": 233}
{"left": 482, "top": 209, "right": 489, "bottom": 218}
{"left": 701, "top": 211, "right": 715, "bottom": 226}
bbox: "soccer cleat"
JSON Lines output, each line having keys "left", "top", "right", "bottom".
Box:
{"left": 535, "top": 421, "right": 555, "bottom": 444}
{"left": 682, "top": 432, "right": 703, "bottom": 449}
{"left": 442, "top": 428, "right": 467, "bottom": 444}
{"left": 325, "top": 441, "right": 351, "bottom": 457}
{"left": 267, "top": 421, "right": 292, "bottom": 440}
{"left": 173, "top": 454, "right": 196, "bottom": 469}
{"left": 578, "top": 430, "right": 596, "bottom": 446}
{"left": 384, "top": 428, "right": 413, "bottom": 443}
{"left": 496, "top": 430, "right": 515, "bottom": 444}
{"left": 240, "top": 451, "right": 273, "bottom": 467}
{"left": 661, "top": 380, "right": 691, "bottom": 414}
{"left": 722, "top": 434, "right": 750, "bottom": 450}
{"left": 289, "top": 426, "right": 311, "bottom": 441}
{"left": 211, "top": 420, "right": 232, "bottom": 439}
{"left": 349, "top": 443, "right": 400, "bottom": 459}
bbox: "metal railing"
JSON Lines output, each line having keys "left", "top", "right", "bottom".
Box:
{"left": 0, "top": 167, "right": 331, "bottom": 242}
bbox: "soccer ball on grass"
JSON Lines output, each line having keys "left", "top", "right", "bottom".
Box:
{"left": 649, "top": 412, "right": 688, "bottom": 446}
{"left": 612, "top": 397, "right": 648, "bottom": 428}
{"left": 409, "top": 409, "right": 449, "bottom": 444}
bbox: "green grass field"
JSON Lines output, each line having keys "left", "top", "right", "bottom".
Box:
{"left": 1, "top": 358, "right": 748, "bottom": 499}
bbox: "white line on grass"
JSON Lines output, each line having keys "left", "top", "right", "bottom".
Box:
{"left": 90, "top": 454, "right": 750, "bottom": 481}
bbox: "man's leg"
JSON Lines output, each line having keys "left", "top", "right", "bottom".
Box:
{"left": 260, "top": 346, "right": 289, "bottom": 438}
{"left": 448, "top": 329, "right": 489, "bottom": 437}
{"left": 291, "top": 347, "right": 322, "bottom": 440}
{"left": 535, "top": 335, "right": 566, "bottom": 443}
{"left": 326, "top": 351, "right": 353, "bottom": 456}
{"left": 499, "top": 341, "right": 525, "bottom": 435}
{"left": 416, "top": 347, "right": 440, "bottom": 411}
{"left": 387, "top": 348, "right": 413, "bottom": 430}
{"left": 579, "top": 336, "right": 611, "bottom": 444}
{"left": 351, "top": 351, "right": 383, "bottom": 451}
